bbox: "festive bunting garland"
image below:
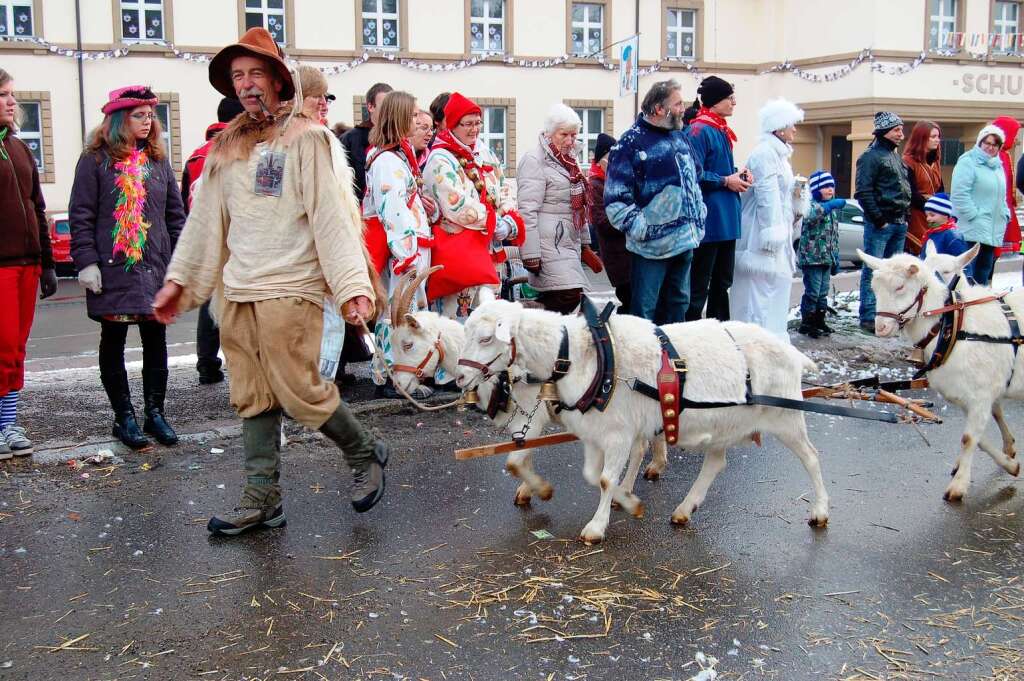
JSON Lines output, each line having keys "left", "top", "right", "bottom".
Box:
{"left": 2, "top": 34, "right": 1017, "bottom": 82}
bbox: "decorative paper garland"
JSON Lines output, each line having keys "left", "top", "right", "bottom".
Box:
{"left": 0, "top": 34, "right": 1013, "bottom": 83}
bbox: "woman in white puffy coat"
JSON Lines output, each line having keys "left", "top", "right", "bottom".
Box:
{"left": 731, "top": 98, "right": 810, "bottom": 342}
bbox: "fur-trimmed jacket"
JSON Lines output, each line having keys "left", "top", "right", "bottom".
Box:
{"left": 165, "top": 108, "right": 381, "bottom": 316}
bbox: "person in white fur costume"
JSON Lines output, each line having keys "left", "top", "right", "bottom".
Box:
{"left": 730, "top": 98, "right": 810, "bottom": 341}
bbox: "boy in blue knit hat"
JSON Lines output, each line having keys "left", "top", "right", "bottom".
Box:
{"left": 920, "top": 192, "right": 972, "bottom": 278}
{"left": 797, "top": 170, "right": 845, "bottom": 338}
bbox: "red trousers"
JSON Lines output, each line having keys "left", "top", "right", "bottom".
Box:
{"left": 0, "top": 265, "right": 40, "bottom": 395}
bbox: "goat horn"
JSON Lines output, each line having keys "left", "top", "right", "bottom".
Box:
{"left": 395, "top": 265, "right": 443, "bottom": 327}
{"left": 390, "top": 273, "right": 409, "bottom": 328}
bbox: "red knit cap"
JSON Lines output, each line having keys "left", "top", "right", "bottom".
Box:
{"left": 444, "top": 92, "right": 482, "bottom": 130}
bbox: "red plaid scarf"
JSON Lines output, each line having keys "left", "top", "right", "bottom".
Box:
{"left": 548, "top": 142, "right": 590, "bottom": 232}
{"left": 692, "top": 107, "right": 738, "bottom": 147}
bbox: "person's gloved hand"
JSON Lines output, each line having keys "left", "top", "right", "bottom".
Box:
{"left": 523, "top": 258, "right": 542, "bottom": 274}
{"left": 493, "top": 215, "right": 512, "bottom": 241}
{"left": 77, "top": 263, "right": 102, "bottom": 294}
{"left": 39, "top": 268, "right": 58, "bottom": 299}
{"left": 581, "top": 245, "right": 603, "bottom": 273}
{"left": 822, "top": 198, "right": 847, "bottom": 212}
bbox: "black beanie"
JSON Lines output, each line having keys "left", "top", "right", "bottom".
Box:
{"left": 217, "top": 97, "right": 246, "bottom": 124}
{"left": 697, "top": 76, "right": 734, "bottom": 108}
{"left": 594, "top": 132, "right": 616, "bottom": 163}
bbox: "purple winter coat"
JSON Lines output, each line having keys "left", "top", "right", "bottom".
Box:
{"left": 69, "top": 148, "right": 185, "bottom": 319}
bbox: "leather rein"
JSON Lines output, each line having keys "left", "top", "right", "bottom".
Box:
{"left": 392, "top": 333, "right": 446, "bottom": 379}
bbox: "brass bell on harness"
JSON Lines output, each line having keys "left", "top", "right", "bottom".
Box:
{"left": 538, "top": 381, "right": 561, "bottom": 402}
{"left": 463, "top": 388, "right": 480, "bottom": 405}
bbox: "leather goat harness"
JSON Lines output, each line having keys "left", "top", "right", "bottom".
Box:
{"left": 547, "top": 297, "right": 617, "bottom": 414}
{"left": 392, "top": 334, "right": 446, "bottom": 379}
{"left": 907, "top": 274, "right": 1023, "bottom": 381}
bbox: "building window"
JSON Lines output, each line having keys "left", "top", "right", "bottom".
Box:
{"left": 17, "top": 101, "right": 42, "bottom": 171}
{"left": 469, "top": 0, "right": 504, "bottom": 54}
{"left": 940, "top": 138, "right": 964, "bottom": 166}
{"left": 572, "top": 108, "right": 604, "bottom": 168}
{"left": 361, "top": 0, "right": 400, "bottom": 50}
{"left": 154, "top": 92, "right": 182, "bottom": 173}
{"left": 570, "top": 2, "right": 603, "bottom": 57}
{"left": 14, "top": 91, "right": 52, "bottom": 183}
{"left": 245, "top": 0, "right": 286, "bottom": 45}
{"left": 120, "top": 0, "right": 165, "bottom": 42}
{"left": 994, "top": 1, "right": 1020, "bottom": 53}
{"left": 0, "top": 2, "right": 34, "bottom": 37}
{"left": 928, "top": 0, "right": 958, "bottom": 50}
{"left": 666, "top": 7, "right": 697, "bottom": 60}
{"left": 480, "top": 106, "right": 507, "bottom": 169}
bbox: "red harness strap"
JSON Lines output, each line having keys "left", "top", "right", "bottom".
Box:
{"left": 392, "top": 335, "right": 445, "bottom": 379}
{"left": 652, "top": 328, "right": 685, "bottom": 446}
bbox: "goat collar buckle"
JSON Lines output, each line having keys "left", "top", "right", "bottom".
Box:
{"left": 549, "top": 326, "right": 572, "bottom": 382}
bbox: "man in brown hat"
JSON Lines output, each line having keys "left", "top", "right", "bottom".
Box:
{"left": 153, "top": 28, "right": 388, "bottom": 536}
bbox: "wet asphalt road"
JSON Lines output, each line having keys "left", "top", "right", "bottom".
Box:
{"left": 2, "top": 325, "right": 1024, "bottom": 680}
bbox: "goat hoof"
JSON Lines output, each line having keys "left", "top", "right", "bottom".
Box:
{"left": 670, "top": 513, "right": 690, "bottom": 526}
{"left": 610, "top": 500, "right": 621, "bottom": 510}
{"left": 537, "top": 483, "right": 554, "bottom": 501}
{"left": 578, "top": 533, "right": 603, "bottom": 546}
{"left": 1008, "top": 448, "right": 1018, "bottom": 460}
{"left": 807, "top": 515, "right": 829, "bottom": 528}
{"left": 943, "top": 489, "right": 964, "bottom": 503}
{"left": 631, "top": 501, "right": 646, "bottom": 519}
{"left": 643, "top": 465, "right": 662, "bottom": 481}
{"left": 1012, "top": 461, "right": 1021, "bottom": 477}
{"left": 513, "top": 490, "right": 532, "bottom": 507}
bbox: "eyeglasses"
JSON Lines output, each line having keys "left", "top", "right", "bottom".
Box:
{"left": 457, "top": 119, "right": 483, "bottom": 130}
{"left": 980, "top": 139, "right": 1002, "bottom": 149}
{"left": 129, "top": 112, "right": 156, "bottom": 121}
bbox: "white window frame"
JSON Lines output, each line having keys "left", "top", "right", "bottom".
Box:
{"left": 119, "top": 0, "right": 165, "bottom": 43}
{"left": 245, "top": 0, "right": 287, "bottom": 45}
{"left": 994, "top": 1, "right": 1020, "bottom": 53}
{"left": 0, "top": 2, "right": 35, "bottom": 37}
{"left": 572, "top": 107, "right": 603, "bottom": 169}
{"left": 666, "top": 7, "right": 697, "bottom": 61}
{"left": 480, "top": 106, "right": 507, "bottom": 170}
{"left": 155, "top": 102, "right": 172, "bottom": 159}
{"left": 929, "top": 0, "right": 958, "bottom": 50}
{"left": 361, "top": 0, "right": 400, "bottom": 51}
{"left": 571, "top": 2, "right": 603, "bottom": 57}
{"left": 469, "top": 0, "right": 505, "bottom": 55}
{"left": 16, "top": 100, "right": 43, "bottom": 173}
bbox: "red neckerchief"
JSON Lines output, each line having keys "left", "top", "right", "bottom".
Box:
{"left": 692, "top": 107, "right": 738, "bottom": 147}
{"left": 588, "top": 163, "right": 606, "bottom": 181}
{"left": 924, "top": 220, "right": 957, "bottom": 240}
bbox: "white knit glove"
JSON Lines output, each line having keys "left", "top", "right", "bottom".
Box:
{"left": 78, "top": 264, "right": 103, "bottom": 294}
{"left": 494, "top": 215, "right": 514, "bottom": 242}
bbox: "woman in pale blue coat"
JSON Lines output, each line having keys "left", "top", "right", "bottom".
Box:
{"left": 950, "top": 124, "right": 1010, "bottom": 285}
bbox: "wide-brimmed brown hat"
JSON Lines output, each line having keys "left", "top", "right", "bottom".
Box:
{"left": 209, "top": 27, "right": 295, "bottom": 102}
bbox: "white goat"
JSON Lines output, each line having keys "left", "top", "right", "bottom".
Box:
{"left": 860, "top": 246, "right": 1023, "bottom": 501}
{"left": 456, "top": 300, "right": 829, "bottom": 544}
{"left": 386, "top": 270, "right": 668, "bottom": 506}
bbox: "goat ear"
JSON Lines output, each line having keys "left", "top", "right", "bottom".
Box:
{"left": 494, "top": 314, "right": 518, "bottom": 344}
{"left": 924, "top": 240, "right": 938, "bottom": 258}
{"left": 857, "top": 249, "right": 884, "bottom": 271}
{"left": 957, "top": 242, "right": 981, "bottom": 270}
{"left": 906, "top": 263, "right": 920, "bottom": 277}
{"left": 404, "top": 313, "right": 421, "bottom": 330}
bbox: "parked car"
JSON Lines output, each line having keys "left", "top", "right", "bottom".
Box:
{"left": 793, "top": 199, "right": 866, "bottom": 267}
{"left": 47, "top": 211, "right": 74, "bottom": 276}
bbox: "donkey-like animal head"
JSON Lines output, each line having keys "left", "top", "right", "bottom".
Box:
{"left": 455, "top": 299, "right": 524, "bottom": 389}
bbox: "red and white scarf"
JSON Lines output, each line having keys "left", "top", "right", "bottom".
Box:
{"left": 692, "top": 107, "right": 738, "bottom": 147}
{"left": 548, "top": 142, "right": 590, "bottom": 232}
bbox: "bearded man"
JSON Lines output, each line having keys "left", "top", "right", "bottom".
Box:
{"left": 153, "top": 28, "right": 388, "bottom": 536}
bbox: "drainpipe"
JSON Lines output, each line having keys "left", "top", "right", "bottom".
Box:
{"left": 634, "top": 0, "right": 639, "bottom": 120}
{"left": 74, "top": 0, "right": 86, "bottom": 142}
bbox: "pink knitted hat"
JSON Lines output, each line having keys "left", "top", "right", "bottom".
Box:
{"left": 101, "top": 85, "right": 158, "bottom": 115}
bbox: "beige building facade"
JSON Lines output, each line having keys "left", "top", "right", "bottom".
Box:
{"left": 4, "top": 0, "right": 1024, "bottom": 209}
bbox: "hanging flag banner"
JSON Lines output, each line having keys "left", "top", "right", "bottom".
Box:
{"left": 619, "top": 35, "right": 639, "bottom": 98}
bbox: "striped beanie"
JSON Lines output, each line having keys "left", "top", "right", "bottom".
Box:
{"left": 924, "top": 192, "right": 953, "bottom": 217}
{"left": 809, "top": 170, "right": 835, "bottom": 193}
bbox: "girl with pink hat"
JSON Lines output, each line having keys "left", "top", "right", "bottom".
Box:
{"left": 69, "top": 85, "right": 186, "bottom": 449}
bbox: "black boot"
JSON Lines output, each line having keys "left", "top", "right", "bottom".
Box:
{"left": 142, "top": 369, "right": 179, "bottom": 446}
{"left": 798, "top": 312, "right": 822, "bottom": 339}
{"left": 101, "top": 370, "right": 150, "bottom": 450}
{"left": 815, "top": 309, "right": 833, "bottom": 336}
{"left": 320, "top": 403, "right": 389, "bottom": 513}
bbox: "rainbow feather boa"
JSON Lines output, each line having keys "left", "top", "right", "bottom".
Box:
{"left": 112, "top": 148, "right": 151, "bottom": 270}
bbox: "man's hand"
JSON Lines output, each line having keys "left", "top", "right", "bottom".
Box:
{"left": 342, "top": 295, "right": 373, "bottom": 325}
{"left": 39, "top": 268, "right": 58, "bottom": 299}
{"left": 152, "top": 282, "right": 183, "bottom": 325}
{"left": 723, "top": 172, "right": 752, "bottom": 193}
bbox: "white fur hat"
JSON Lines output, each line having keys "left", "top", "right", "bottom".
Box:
{"left": 976, "top": 124, "right": 1006, "bottom": 148}
{"left": 759, "top": 98, "right": 804, "bottom": 134}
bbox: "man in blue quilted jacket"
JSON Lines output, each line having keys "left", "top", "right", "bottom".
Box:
{"left": 604, "top": 79, "right": 706, "bottom": 324}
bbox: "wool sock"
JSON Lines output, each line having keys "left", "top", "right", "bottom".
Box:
{"left": 0, "top": 391, "right": 18, "bottom": 429}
